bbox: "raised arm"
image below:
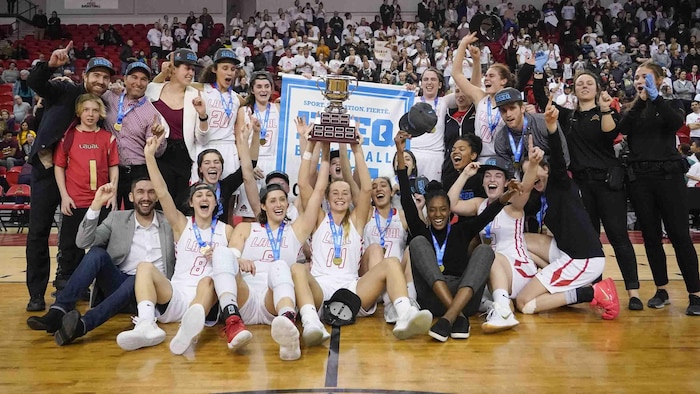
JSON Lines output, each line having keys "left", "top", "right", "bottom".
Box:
{"left": 452, "top": 32, "right": 486, "bottom": 104}
{"left": 76, "top": 183, "right": 116, "bottom": 249}
{"left": 144, "top": 134, "right": 187, "bottom": 235}
{"left": 447, "top": 161, "right": 482, "bottom": 216}
{"left": 338, "top": 143, "right": 361, "bottom": 206}
{"left": 296, "top": 119, "right": 318, "bottom": 211}
{"left": 510, "top": 135, "right": 542, "bottom": 210}
{"left": 349, "top": 132, "right": 372, "bottom": 233}
{"left": 294, "top": 141, "right": 330, "bottom": 240}
{"left": 395, "top": 131, "right": 426, "bottom": 235}
{"left": 598, "top": 91, "right": 617, "bottom": 133}
{"left": 236, "top": 113, "right": 261, "bottom": 216}
{"left": 27, "top": 41, "right": 74, "bottom": 100}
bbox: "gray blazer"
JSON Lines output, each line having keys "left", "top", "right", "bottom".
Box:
{"left": 76, "top": 210, "right": 175, "bottom": 279}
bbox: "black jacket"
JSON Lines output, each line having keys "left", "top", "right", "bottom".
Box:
{"left": 26, "top": 62, "right": 88, "bottom": 165}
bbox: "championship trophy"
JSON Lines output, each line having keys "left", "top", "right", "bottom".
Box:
{"left": 309, "top": 75, "right": 359, "bottom": 143}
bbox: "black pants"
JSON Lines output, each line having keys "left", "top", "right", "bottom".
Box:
{"left": 627, "top": 172, "right": 700, "bottom": 293}
{"left": 574, "top": 174, "right": 639, "bottom": 290}
{"left": 409, "top": 236, "right": 493, "bottom": 317}
{"left": 156, "top": 139, "right": 192, "bottom": 212}
{"left": 117, "top": 164, "right": 148, "bottom": 210}
{"left": 26, "top": 163, "right": 61, "bottom": 299}
{"left": 57, "top": 207, "right": 109, "bottom": 280}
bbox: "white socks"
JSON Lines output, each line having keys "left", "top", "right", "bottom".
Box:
{"left": 137, "top": 300, "right": 156, "bottom": 322}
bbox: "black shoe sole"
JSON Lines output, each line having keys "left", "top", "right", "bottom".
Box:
{"left": 26, "top": 302, "right": 46, "bottom": 312}
{"left": 55, "top": 310, "right": 81, "bottom": 346}
{"left": 26, "top": 316, "right": 50, "bottom": 331}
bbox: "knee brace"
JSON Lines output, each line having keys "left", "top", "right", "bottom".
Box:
{"left": 521, "top": 299, "right": 537, "bottom": 315}
{"left": 212, "top": 247, "right": 239, "bottom": 276}
{"left": 268, "top": 259, "right": 295, "bottom": 307}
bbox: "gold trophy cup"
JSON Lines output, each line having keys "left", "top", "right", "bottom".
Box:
{"left": 310, "top": 75, "right": 359, "bottom": 143}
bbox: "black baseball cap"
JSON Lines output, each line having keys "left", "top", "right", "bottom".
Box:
{"left": 479, "top": 156, "right": 512, "bottom": 178}
{"left": 171, "top": 48, "right": 199, "bottom": 66}
{"left": 321, "top": 288, "right": 362, "bottom": 327}
{"left": 86, "top": 57, "right": 116, "bottom": 76}
{"left": 259, "top": 183, "right": 287, "bottom": 201}
{"left": 265, "top": 171, "right": 290, "bottom": 186}
{"left": 213, "top": 48, "right": 241, "bottom": 65}
{"left": 494, "top": 88, "right": 524, "bottom": 107}
{"left": 399, "top": 102, "right": 438, "bottom": 137}
{"left": 125, "top": 61, "right": 151, "bottom": 78}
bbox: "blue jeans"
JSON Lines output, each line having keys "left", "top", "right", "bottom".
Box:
{"left": 53, "top": 247, "right": 135, "bottom": 332}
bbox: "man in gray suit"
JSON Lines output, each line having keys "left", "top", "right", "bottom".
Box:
{"left": 26, "top": 177, "right": 176, "bottom": 346}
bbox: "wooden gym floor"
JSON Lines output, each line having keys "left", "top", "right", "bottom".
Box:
{"left": 0, "top": 230, "right": 699, "bottom": 393}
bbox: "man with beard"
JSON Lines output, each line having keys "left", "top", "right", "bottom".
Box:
{"left": 26, "top": 42, "right": 116, "bottom": 312}
{"left": 102, "top": 62, "right": 167, "bottom": 210}
{"left": 26, "top": 178, "right": 176, "bottom": 346}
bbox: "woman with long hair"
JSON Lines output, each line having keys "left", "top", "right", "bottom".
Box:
{"left": 617, "top": 61, "right": 700, "bottom": 316}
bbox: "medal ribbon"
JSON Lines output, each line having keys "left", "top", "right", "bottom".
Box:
{"left": 265, "top": 222, "right": 286, "bottom": 260}
{"left": 420, "top": 95, "right": 439, "bottom": 109}
{"left": 213, "top": 82, "right": 234, "bottom": 117}
{"left": 327, "top": 212, "right": 343, "bottom": 260}
{"left": 215, "top": 182, "right": 223, "bottom": 219}
{"left": 192, "top": 216, "right": 217, "bottom": 252}
{"left": 254, "top": 103, "right": 271, "bottom": 143}
{"left": 486, "top": 97, "right": 502, "bottom": 135}
{"left": 536, "top": 195, "right": 548, "bottom": 228}
{"left": 374, "top": 208, "right": 393, "bottom": 249}
{"left": 430, "top": 222, "right": 451, "bottom": 271}
{"left": 116, "top": 92, "right": 147, "bottom": 126}
{"left": 508, "top": 116, "right": 528, "bottom": 165}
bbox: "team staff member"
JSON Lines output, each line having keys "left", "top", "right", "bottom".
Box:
{"left": 532, "top": 70, "right": 642, "bottom": 310}
{"left": 102, "top": 62, "right": 168, "bottom": 210}
{"left": 617, "top": 61, "right": 700, "bottom": 316}
{"left": 25, "top": 39, "right": 115, "bottom": 311}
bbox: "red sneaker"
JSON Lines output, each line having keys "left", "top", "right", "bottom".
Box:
{"left": 222, "top": 315, "right": 253, "bottom": 351}
{"left": 591, "top": 278, "right": 620, "bottom": 320}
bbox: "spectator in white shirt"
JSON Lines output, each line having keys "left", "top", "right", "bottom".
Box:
{"left": 230, "top": 13, "right": 244, "bottom": 31}
{"left": 147, "top": 22, "right": 162, "bottom": 57}
{"left": 161, "top": 29, "right": 174, "bottom": 55}
{"left": 191, "top": 18, "right": 203, "bottom": 38}
{"left": 277, "top": 47, "right": 297, "bottom": 74}
{"left": 236, "top": 39, "right": 252, "bottom": 61}
{"left": 294, "top": 46, "right": 316, "bottom": 74}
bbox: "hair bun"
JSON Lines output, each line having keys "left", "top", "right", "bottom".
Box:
{"left": 424, "top": 180, "right": 444, "bottom": 193}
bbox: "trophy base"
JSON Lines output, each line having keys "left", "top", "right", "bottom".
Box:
{"left": 309, "top": 112, "right": 357, "bottom": 143}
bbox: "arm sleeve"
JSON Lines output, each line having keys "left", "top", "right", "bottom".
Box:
{"left": 652, "top": 97, "right": 685, "bottom": 134}
{"left": 397, "top": 168, "right": 425, "bottom": 237}
{"left": 26, "top": 62, "right": 67, "bottom": 100}
{"left": 546, "top": 129, "right": 571, "bottom": 187}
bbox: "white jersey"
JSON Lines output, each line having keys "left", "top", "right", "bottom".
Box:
{"left": 477, "top": 200, "right": 538, "bottom": 279}
{"left": 251, "top": 103, "right": 280, "bottom": 173}
{"left": 191, "top": 84, "right": 242, "bottom": 182}
{"left": 171, "top": 217, "right": 229, "bottom": 288}
{"left": 475, "top": 95, "right": 503, "bottom": 163}
{"left": 362, "top": 208, "right": 407, "bottom": 259}
{"left": 310, "top": 217, "right": 363, "bottom": 284}
{"left": 409, "top": 95, "right": 445, "bottom": 152}
{"left": 241, "top": 221, "right": 302, "bottom": 290}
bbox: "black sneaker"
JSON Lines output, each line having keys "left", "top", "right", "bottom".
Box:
{"left": 647, "top": 289, "right": 670, "bottom": 309}
{"left": 687, "top": 294, "right": 700, "bottom": 316}
{"left": 55, "top": 310, "right": 85, "bottom": 346}
{"left": 450, "top": 315, "right": 470, "bottom": 339}
{"left": 628, "top": 297, "right": 644, "bottom": 311}
{"left": 26, "top": 308, "right": 65, "bottom": 333}
{"left": 429, "top": 318, "right": 451, "bottom": 342}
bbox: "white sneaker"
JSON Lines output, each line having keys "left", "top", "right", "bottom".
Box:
{"left": 116, "top": 316, "right": 166, "bottom": 351}
{"left": 169, "top": 304, "right": 205, "bottom": 355}
{"left": 383, "top": 301, "right": 398, "bottom": 324}
{"left": 392, "top": 306, "right": 432, "bottom": 340}
{"left": 271, "top": 315, "right": 301, "bottom": 361}
{"left": 481, "top": 303, "right": 519, "bottom": 334}
{"left": 301, "top": 315, "right": 330, "bottom": 346}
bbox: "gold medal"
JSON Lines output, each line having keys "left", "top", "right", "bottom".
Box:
{"left": 439, "top": 265, "right": 445, "bottom": 272}
{"left": 483, "top": 237, "right": 492, "bottom": 245}
{"left": 200, "top": 245, "right": 211, "bottom": 255}
{"left": 514, "top": 161, "right": 521, "bottom": 171}
{"left": 114, "top": 122, "right": 122, "bottom": 131}
{"left": 333, "top": 257, "right": 342, "bottom": 265}
{"left": 382, "top": 247, "right": 386, "bottom": 255}
{"left": 260, "top": 138, "right": 267, "bottom": 145}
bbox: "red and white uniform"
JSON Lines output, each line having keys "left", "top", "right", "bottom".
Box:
{"left": 159, "top": 218, "right": 228, "bottom": 323}
{"left": 362, "top": 208, "right": 407, "bottom": 260}
{"left": 478, "top": 200, "right": 538, "bottom": 298}
{"left": 311, "top": 217, "right": 362, "bottom": 297}
{"left": 191, "top": 83, "right": 242, "bottom": 182}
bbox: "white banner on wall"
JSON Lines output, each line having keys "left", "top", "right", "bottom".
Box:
{"left": 64, "top": 0, "right": 119, "bottom": 9}
{"left": 278, "top": 74, "right": 416, "bottom": 194}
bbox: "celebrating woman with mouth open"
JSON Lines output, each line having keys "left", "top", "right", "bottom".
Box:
{"left": 291, "top": 129, "right": 432, "bottom": 346}
{"left": 447, "top": 135, "right": 542, "bottom": 334}
{"left": 116, "top": 132, "right": 233, "bottom": 354}
{"left": 396, "top": 130, "right": 520, "bottom": 342}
